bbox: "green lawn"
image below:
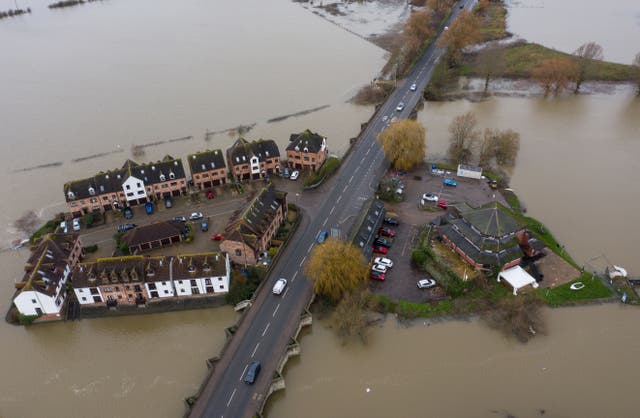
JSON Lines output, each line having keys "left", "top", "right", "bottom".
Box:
{"left": 537, "top": 274, "right": 613, "bottom": 307}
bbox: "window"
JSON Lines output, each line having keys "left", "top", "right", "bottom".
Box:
{"left": 218, "top": 277, "right": 223, "bottom": 281}
{"left": 137, "top": 190, "right": 144, "bottom": 195}
{"left": 178, "top": 280, "right": 183, "bottom": 284}
{"left": 164, "top": 290, "right": 169, "bottom": 294}
{"left": 127, "top": 192, "right": 134, "bottom": 197}
{"left": 125, "top": 285, "right": 130, "bottom": 290}
{"left": 190, "top": 279, "right": 197, "bottom": 286}
{"left": 137, "top": 182, "right": 141, "bottom": 187}
{"left": 162, "top": 282, "right": 166, "bottom": 286}
{"left": 128, "top": 294, "right": 133, "bottom": 298}
{"left": 195, "top": 175, "right": 200, "bottom": 179}
{"left": 205, "top": 279, "right": 212, "bottom": 285}
{"left": 115, "top": 286, "right": 119, "bottom": 291}
{"left": 181, "top": 289, "right": 185, "bottom": 293}
{"left": 31, "top": 299, "right": 37, "bottom": 304}
{"left": 202, "top": 173, "right": 209, "bottom": 178}
{"left": 82, "top": 297, "right": 87, "bottom": 301}
{"left": 148, "top": 283, "right": 156, "bottom": 290}
{"left": 170, "top": 182, "right": 177, "bottom": 186}
{"left": 126, "top": 185, "right": 131, "bottom": 190}
{"left": 235, "top": 249, "right": 242, "bottom": 256}
{"left": 303, "top": 157, "right": 309, "bottom": 161}
{"left": 104, "top": 287, "right": 112, "bottom": 292}
{"left": 118, "top": 295, "right": 123, "bottom": 299}
{"left": 219, "top": 286, "right": 225, "bottom": 290}
{"left": 162, "top": 184, "right": 169, "bottom": 188}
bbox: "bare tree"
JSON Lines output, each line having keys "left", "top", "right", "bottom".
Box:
{"left": 448, "top": 112, "right": 480, "bottom": 164}
{"left": 14, "top": 210, "right": 39, "bottom": 235}
{"left": 437, "top": 9, "right": 482, "bottom": 66}
{"left": 633, "top": 52, "right": 640, "bottom": 96}
{"left": 532, "top": 58, "right": 577, "bottom": 97}
{"left": 478, "top": 128, "right": 498, "bottom": 167}
{"left": 494, "top": 129, "right": 520, "bottom": 166}
{"left": 573, "top": 42, "right": 604, "bottom": 94}
{"left": 476, "top": 46, "right": 506, "bottom": 93}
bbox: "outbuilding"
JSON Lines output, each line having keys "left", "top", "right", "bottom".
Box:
{"left": 497, "top": 265, "right": 539, "bottom": 295}
{"left": 457, "top": 164, "right": 483, "bottom": 179}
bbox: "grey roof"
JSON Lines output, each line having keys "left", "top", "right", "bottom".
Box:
{"left": 126, "top": 155, "right": 186, "bottom": 185}
{"left": 187, "top": 149, "right": 226, "bottom": 174}
{"left": 121, "top": 220, "right": 187, "bottom": 248}
{"left": 460, "top": 202, "right": 522, "bottom": 238}
{"left": 286, "top": 130, "right": 326, "bottom": 153}
{"left": 174, "top": 253, "right": 227, "bottom": 280}
{"left": 72, "top": 256, "right": 170, "bottom": 288}
{"left": 458, "top": 164, "right": 482, "bottom": 172}
{"left": 226, "top": 138, "right": 280, "bottom": 166}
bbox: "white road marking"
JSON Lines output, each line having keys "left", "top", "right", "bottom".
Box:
{"left": 292, "top": 271, "right": 298, "bottom": 282}
{"left": 343, "top": 185, "right": 348, "bottom": 193}
{"left": 273, "top": 304, "right": 280, "bottom": 317}
{"left": 349, "top": 175, "right": 354, "bottom": 184}
{"left": 322, "top": 218, "right": 328, "bottom": 227}
{"left": 282, "top": 287, "right": 289, "bottom": 299}
{"left": 227, "top": 388, "right": 237, "bottom": 407}
{"left": 239, "top": 365, "right": 248, "bottom": 381}
{"left": 308, "top": 243, "right": 313, "bottom": 253}
{"left": 337, "top": 195, "right": 342, "bottom": 203}
{"left": 251, "top": 342, "right": 260, "bottom": 358}
{"left": 330, "top": 206, "right": 335, "bottom": 215}
{"left": 262, "top": 322, "right": 271, "bottom": 336}
{"left": 365, "top": 148, "right": 370, "bottom": 155}
{"left": 354, "top": 166, "right": 360, "bottom": 173}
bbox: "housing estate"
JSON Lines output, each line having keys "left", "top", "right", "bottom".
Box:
{"left": 220, "top": 187, "right": 288, "bottom": 265}
{"left": 187, "top": 149, "right": 227, "bottom": 190}
{"left": 63, "top": 155, "right": 187, "bottom": 217}
{"left": 286, "top": 130, "right": 328, "bottom": 172}
{"left": 13, "top": 233, "right": 83, "bottom": 317}
{"left": 226, "top": 138, "right": 281, "bottom": 181}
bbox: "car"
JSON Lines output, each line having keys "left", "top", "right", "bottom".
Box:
{"left": 316, "top": 230, "right": 329, "bottom": 244}
{"left": 422, "top": 193, "right": 439, "bottom": 202}
{"left": 417, "top": 279, "right": 437, "bottom": 289}
{"left": 145, "top": 202, "right": 154, "bottom": 215}
{"left": 243, "top": 361, "right": 261, "bottom": 384}
{"left": 72, "top": 218, "right": 81, "bottom": 231}
{"left": 378, "top": 227, "right": 395, "bottom": 238}
{"left": 443, "top": 178, "right": 457, "bottom": 187}
{"left": 374, "top": 257, "right": 393, "bottom": 268}
{"left": 189, "top": 212, "right": 203, "bottom": 221}
{"left": 382, "top": 115, "right": 388, "bottom": 122}
{"left": 372, "top": 264, "right": 388, "bottom": 274}
{"left": 210, "top": 233, "right": 224, "bottom": 241}
{"left": 437, "top": 200, "right": 448, "bottom": 209}
{"left": 374, "top": 237, "right": 392, "bottom": 248}
{"left": 488, "top": 179, "right": 498, "bottom": 189}
{"left": 173, "top": 215, "right": 187, "bottom": 223}
{"left": 124, "top": 207, "right": 133, "bottom": 219}
{"left": 200, "top": 220, "right": 208, "bottom": 232}
{"left": 444, "top": 25, "right": 449, "bottom": 31}
{"left": 273, "top": 278, "right": 288, "bottom": 295}
{"left": 370, "top": 270, "right": 385, "bottom": 281}
{"left": 372, "top": 245, "right": 388, "bottom": 255}
{"left": 396, "top": 102, "right": 405, "bottom": 111}
{"left": 164, "top": 196, "right": 172, "bottom": 208}
{"left": 459, "top": 4, "right": 464, "bottom": 9}
{"left": 383, "top": 217, "right": 399, "bottom": 226}
{"left": 206, "top": 189, "right": 215, "bottom": 199}
{"left": 410, "top": 83, "right": 417, "bottom": 91}
{"left": 290, "top": 170, "right": 299, "bottom": 181}
{"left": 117, "top": 223, "right": 137, "bottom": 233}
{"left": 59, "top": 221, "right": 68, "bottom": 234}
{"left": 282, "top": 168, "right": 290, "bottom": 179}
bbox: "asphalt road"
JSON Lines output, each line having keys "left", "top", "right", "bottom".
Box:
{"left": 189, "top": 3, "right": 473, "bottom": 417}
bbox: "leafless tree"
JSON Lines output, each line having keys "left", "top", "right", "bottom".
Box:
{"left": 448, "top": 112, "right": 480, "bottom": 164}
{"left": 573, "top": 42, "right": 604, "bottom": 93}
{"left": 476, "top": 46, "right": 506, "bottom": 93}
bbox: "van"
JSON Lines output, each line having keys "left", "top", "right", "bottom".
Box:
{"left": 273, "top": 278, "right": 287, "bottom": 295}
{"left": 243, "top": 361, "right": 261, "bottom": 384}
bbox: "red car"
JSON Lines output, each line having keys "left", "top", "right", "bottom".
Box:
{"left": 437, "top": 200, "right": 448, "bottom": 209}
{"left": 210, "top": 233, "right": 224, "bottom": 241}
{"left": 370, "top": 270, "right": 385, "bottom": 281}
{"left": 206, "top": 189, "right": 215, "bottom": 199}
{"left": 372, "top": 245, "right": 388, "bottom": 255}
{"left": 378, "top": 227, "right": 395, "bottom": 237}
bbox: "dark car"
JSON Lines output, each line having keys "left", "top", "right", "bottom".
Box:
{"left": 374, "top": 237, "right": 392, "bottom": 248}
{"left": 173, "top": 216, "right": 187, "bottom": 223}
{"left": 383, "top": 217, "right": 399, "bottom": 226}
{"left": 243, "top": 361, "right": 261, "bottom": 384}
{"left": 378, "top": 227, "right": 395, "bottom": 237}
{"left": 145, "top": 202, "right": 154, "bottom": 215}
{"left": 164, "top": 196, "right": 173, "bottom": 208}
{"left": 200, "top": 220, "right": 209, "bottom": 232}
{"left": 117, "top": 223, "right": 137, "bottom": 233}
{"left": 123, "top": 207, "right": 133, "bottom": 219}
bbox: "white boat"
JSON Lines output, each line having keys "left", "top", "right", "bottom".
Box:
{"left": 607, "top": 265, "right": 628, "bottom": 279}
{"left": 569, "top": 282, "right": 585, "bottom": 291}
{"left": 10, "top": 238, "right": 29, "bottom": 250}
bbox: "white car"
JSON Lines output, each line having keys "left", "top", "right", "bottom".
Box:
{"left": 372, "top": 264, "right": 388, "bottom": 274}
{"left": 290, "top": 170, "right": 299, "bottom": 181}
{"left": 410, "top": 83, "right": 417, "bottom": 91}
{"left": 417, "top": 278, "right": 437, "bottom": 289}
{"left": 396, "top": 102, "right": 405, "bottom": 111}
{"left": 72, "top": 218, "right": 81, "bottom": 231}
{"left": 60, "top": 221, "right": 68, "bottom": 234}
{"left": 374, "top": 257, "right": 393, "bottom": 268}
{"left": 444, "top": 26, "right": 449, "bottom": 31}
{"left": 273, "top": 278, "right": 287, "bottom": 295}
{"left": 422, "top": 193, "right": 438, "bottom": 202}
{"left": 189, "top": 212, "right": 204, "bottom": 221}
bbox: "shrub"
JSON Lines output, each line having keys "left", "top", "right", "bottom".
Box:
{"left": 18, "top": 313, "right": 39, "bottom": 325}
{"left": 303, "top": 157, "right": 341, "bottom": 187}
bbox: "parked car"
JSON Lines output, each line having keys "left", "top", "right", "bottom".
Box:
{"left": 243, "top": 361, "right": 261, "bottom": 384}
{"left": 164, "top": 196, "right": 173, "bottom": 208}
{"left": 123, "top": 207, "right": 133, "bottom": 219}
{"left": 443, "top": 178, "right": 457, "bottom": 187}
{"left": 72, "top": 218, "right": 81, "bottom": 231}
{"left": 417, "top": 278, "right": 437, "bottom": 289}
{"left": 206, "top": 189, "right": 215, "bottom": 199}
{"left": 383, "top": 217, "right": 399, "bottom": 226}
{"left": 316, "top": 230, "right": 328, "bottom": 244}
{"left": 60, "top": 221, "right": 68, "bottom": 234}
{"left": 210, "top": 233, "right": 224, "bottom": 241}
{"left": 410, "top": 83, "right": 417, "bottom": 91}
{"left": 145, "top": 202, "right": 154, "bottom": 215}
{"left": 117, "top": 223, "right": 137, "bottom": 233}
{"left": 372, "top": 245, "right": 388, "bottom": 255}
{"left": 372, "top": 264, "right": 388, "bottom": 274}
{"left": 173, "top": 215, "right": 187, "bottom": 223}
{"left": 422, "top": 193, "right": 438, "bottom": 202}
{"left": 290, "top": 170, "right": 299, "bottom": 181}
{"left": 374, "top": 237, "right": 392, "bottom": 248}
{"left": 200, "top": 220, "right": 208, "bottom": 232}
{"left": 374, "top": 257, "right": 393, "bottom": 268}
{"left": 488, "top": 179, "right": 498, "bottom": 189}
{"left": 378, "top": 227, "right": 395, "bottom": 238}
{"left": 370, "top": 270, "right": 385, "bottom": 281}
{"left": 273, "top": 278, "right": 287, "bottom": 295}
{"left": 282, "top": 168, "right": 290, "bottom": 179}
{"left": 437, "top": 200, "right": 448, "bottom": 209}
{"left": 189, "top": 212, "right": 203, "bottom": 221}
{"left": 396, "top": 102, "right": 405, "bottom": 111}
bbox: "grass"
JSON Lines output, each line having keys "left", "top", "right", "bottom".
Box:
{"left": 537, "top": 274, "right": 613, "bottom": 307}
{"left": 302, "top": 157, "right": 341, "bottom": 188}
{"left": 477, "top": 0, "right": 508, "bottom": 42}
{"left": 501, "top": 188, "right": 521, "bottom": 213}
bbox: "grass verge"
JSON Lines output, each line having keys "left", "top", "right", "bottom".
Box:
{"left": 537, "top": 274, "right": 612, "bottom": 307}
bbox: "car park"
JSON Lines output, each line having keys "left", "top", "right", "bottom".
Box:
{"left": 383, "top": 217, "right": 399, "bottom": 226}
{"left": 417, "top": 278, "right": 437, "bottom": 289}
{"left": 117, "top": 223, "right": 137, "bottom": 232}
{"left": 206, "top": 189, "right": 215, "bottom": 199}
{"left": 145, "top": 202, "right": 154, "bottom": 215}
{"left": 173, "top": 216, "right": 187, "bottom": 223}
{"left": 243, "top": 361, "right": 261, "bottom": 384}
{"left": 372, "top": 264, "right": 388, "bottom": 274}
{"left": 410, "top": 83, "right": 417, "bottom": 91}
{"left": 200, "top": 220, "right": 208, "bottom": 232}
{"left": 290, "top": 170, "right": 299, "bottom": 181}
{"left": 396, "top": 102, "right": 405, "bottom": 111}
{"left": 164, "top": 196, "right": 173, "bottom": 208}
{"left": 273, "top": 278, "right": 287, "bottom": 295}
{"left": 72, "top": 218, "right": 81, "bottom": 231}
{"left": 60, "top": 221, "right": 68, "bottom": 234}
{"left": 189, "top": 212, "right": 203, "bottom": 221}
{"left": 210, "top": 233, "right": 224, "bottom": 241}
{"left": 443, "top": 178, "right": 457, "bottom": 187}
{"left": 124, "top": 207, "right": 133, "bottom": 219}
{"left": 374, "top": 257, "right": 393, "bottom": 268}
{"left": 374, "top": 237, "right": 392, "bottom": 248}
{"left": 316, "top": 230, "right": 328, "bottom": 244}
{"left": 372, "top": 245, "right": 388, "bottom": 255}
{"left": 422, "top": 193, "right": 438, "bottom": 202}
{"left": 370, "top": 270, "right": 385, "bottom": 281}
{"left": 378, "top": 227, "right": 395, "bottom": 238}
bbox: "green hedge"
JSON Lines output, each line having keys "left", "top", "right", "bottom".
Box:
{"left": 303, "top": 157, "right": 341, "bottom": 187}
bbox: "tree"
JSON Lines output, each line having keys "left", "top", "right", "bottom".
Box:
{"left": 447, "top": 112, "right": 479, "bottom": 164}
{"left": 633, "top": 52, "right": 640, "bottom": 96}
{"left": 481, "top": 293, "right": 546, "bottom": 343}
{"left": 532, "top": 58, "right": 577, "bottom": 97}
{"left": 493, "top": 129, "right": 520, "bottom": 166}
{"left": 572, "top": 42, "right": 604, "bottom": 94}
{"left": 404, "top": 9, "right": 434, "bottom": 45}
{"left": 14, "top": 210, "right": 39, "bottom": 235}
{"left": 476, "top": 46, "right": 506, "bottom": 93}
{"left": 329, "top": 289, "right": 374, "bottom": 344}
{"left": 305, "top": 239, "right": 369, "bottom": 303}
{"left": 427, "top": 0, "right": 453, "bottom": 20}
{"left": 377, "top": 119, "right": 427, "bottom": 170}
{"left": 478, "top": 128, "right": 498, "bottom": 167}
{"left": 437, "top": 9, "right": 481, "bottom": 66}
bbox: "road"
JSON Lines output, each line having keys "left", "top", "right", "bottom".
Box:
{"left": 188, "top": 3, "right": 472, "bottom": 417}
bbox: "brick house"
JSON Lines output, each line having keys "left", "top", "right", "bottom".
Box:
{"left": 13, "top": 233, "right": 83, "bottom": 317}
{"left": 226, "top": 138, "right": 281, "bottom": 181}
{"left": 187, "top": 149, "right": 227, "bottom": 190}
{"left": 64, "top": 155, "right": 188, "bottom": 217}
{"left": 286, "top": 129, "right": 328, "bottom": 172}
{"left": 220, "top": 187, "right": 287, "bottom": 265}
{"left": 120, "top": 220, "right": 187, "bottom": 254}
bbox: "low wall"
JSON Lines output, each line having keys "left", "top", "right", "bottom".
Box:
{"left": 80, "top": 294, "right": 227, "bottom": 319}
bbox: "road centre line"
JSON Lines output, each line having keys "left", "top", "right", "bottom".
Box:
{"left": 292, "top": 271, "right": 298, "bottom": 282}
{"left": 251, "top": 342, "right": 260, "bottom": 358}
{"left": 299, "top": 256, "right": 307, "bottom": 266}
{"left": 349, "top": 175, "right": 354, "bottom": 183}
{"left": 337, "top": 195, "right": 342, "bottom": 203}
{"left": 227, "top": 388, "right": 237, "bottom": 407}
{"left": 273, "top": 304, "right": 280, "bottom": 317}
{"left": 262, "top": 322, "right": 271, "bottom": 337}
{"left": 322, "top": 218, "right": 328, "bottom": 227}
{"left": 239, "top": 365, "right": 248, "bottom": 381}
{"left": 282, "top": 287, "right": 289, "bottom": 299}
{"left": 330, "top": 206, "right": 335, "bottom": 215}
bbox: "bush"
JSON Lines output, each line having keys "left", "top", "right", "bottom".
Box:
{"left": 18, "top": 313, "right": 39, "bottom": 325}
{"left": 84, "top": 244, "right": 99, "bottom": 253}
{"left": 226, "top": 267, "right": 264, "bottom": 305}
{"left": 82, "top": 213, "right": 95, "bottom": 228}
{"left": 412, "top": 249, "right": 428, "bottom": 267}
{"left": 303, "top": 157, "right": 341, "bottom": 187}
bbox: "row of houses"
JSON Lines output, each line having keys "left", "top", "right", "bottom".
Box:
{"left": 64, "top": 131, "right": 327, "bottom": 217}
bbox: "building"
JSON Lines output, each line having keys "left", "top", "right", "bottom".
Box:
{"left": 226, "top": 138, "right": 281, "bottom": 181}
{"left": 436, "top": 202, "right": 544, "bottom": 271}
{"left": 457, "top": 164, "right": 483, "bottom": 179}
{"left": 286, "top": 129, "right": 328, "bottom": 172}
{"left": 119, "top": 220, "right": 187, "bottom": 254}
{"left": 64, "top": 155, "right": 188, "bottom": 217}
{"left": 172, "top": 253, "right": 231, "bottom": 296}
{"left": 187, "top": 149, "right": 227, "bottom": 190}
{"left": 220, "top": 187, "right": 287, "bottom": 265}
{"left": 13, "top": 233, "right": 83, "bottom": 317}
{"left": 497, "top": 265, "right": 540, "bottom": 295}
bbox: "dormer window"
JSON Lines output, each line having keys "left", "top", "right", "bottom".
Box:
{"left": 242, "top": 156, "right": 246, "bottom": 161}
{"left": 140, "top": 169, "right": 144, "bottom": 174}
{"left": 88, "top": 187, "right": 95, "bottom": 195}
{"left": 235, "top": 157, "right": 240, "bottom": 163}
{"left": 105, "top": 174, "right": 109, "bottom": 179}
{"left": 303, "top": 147, "right": 309, "bottom": 153}
{"left": 202, "top": 263, "right": 211, "bottom": 272}
{"left": 100, "top": 185, "right": 105, "bottom": 192}
{"left": 159, "top": 174, "right": 166, "bottom": 182}
{"left": 67, "top": 191, "right": 75, "bottom": 200}
{"left": 295, "top": 145, "right": 299, "bottom": 151}
{"left": 169, "top": 172, "right": 175, "bottom": 180}
{"left": 174, "top": 161, "right": 178, "bottom": 166}
{"left": 151, "top": 165, "right": 156, "bottom": 170}
{"left": 210, "top": 162, "right": 215, "bottom": 169}
{"left": 201, "top": 164, "right": 206, "bottom": 170}
{"left": 265, "top": 151, "right": 270, "bottom": 157}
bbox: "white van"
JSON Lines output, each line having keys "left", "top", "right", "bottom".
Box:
{"left": 273, "top": 278, "right": 287, "bottom": 295}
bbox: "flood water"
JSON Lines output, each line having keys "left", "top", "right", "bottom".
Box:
{"left": 1, "top": 0, "right": 640, "bottom": 417}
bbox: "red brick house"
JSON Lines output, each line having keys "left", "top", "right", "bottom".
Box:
{"left": 226, "top": 138, "right": 281, "bottom": 181}
{"left": 286, "top": 130, "right": 328, "bottom": 172}
{"left": 187, "top": 149, "right": 227, "bottom": 190}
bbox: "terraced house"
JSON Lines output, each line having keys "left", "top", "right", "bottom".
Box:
{"left": 13, "top": 233, "right": 83, "bottom": 318}
{"left": 220, "top": 187, "right": 287, "bottom": 265}
{"left": 286, "top": 129, "right": 328, "bottom": 172}
{"left": 63, "top": 155, "right": 187, "bottom": 217}
{"left": 226, "top": 138, "right": 281, "bottom": 181}
{"left": 187, "top": 149, "right": 227, "bottom": 190}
